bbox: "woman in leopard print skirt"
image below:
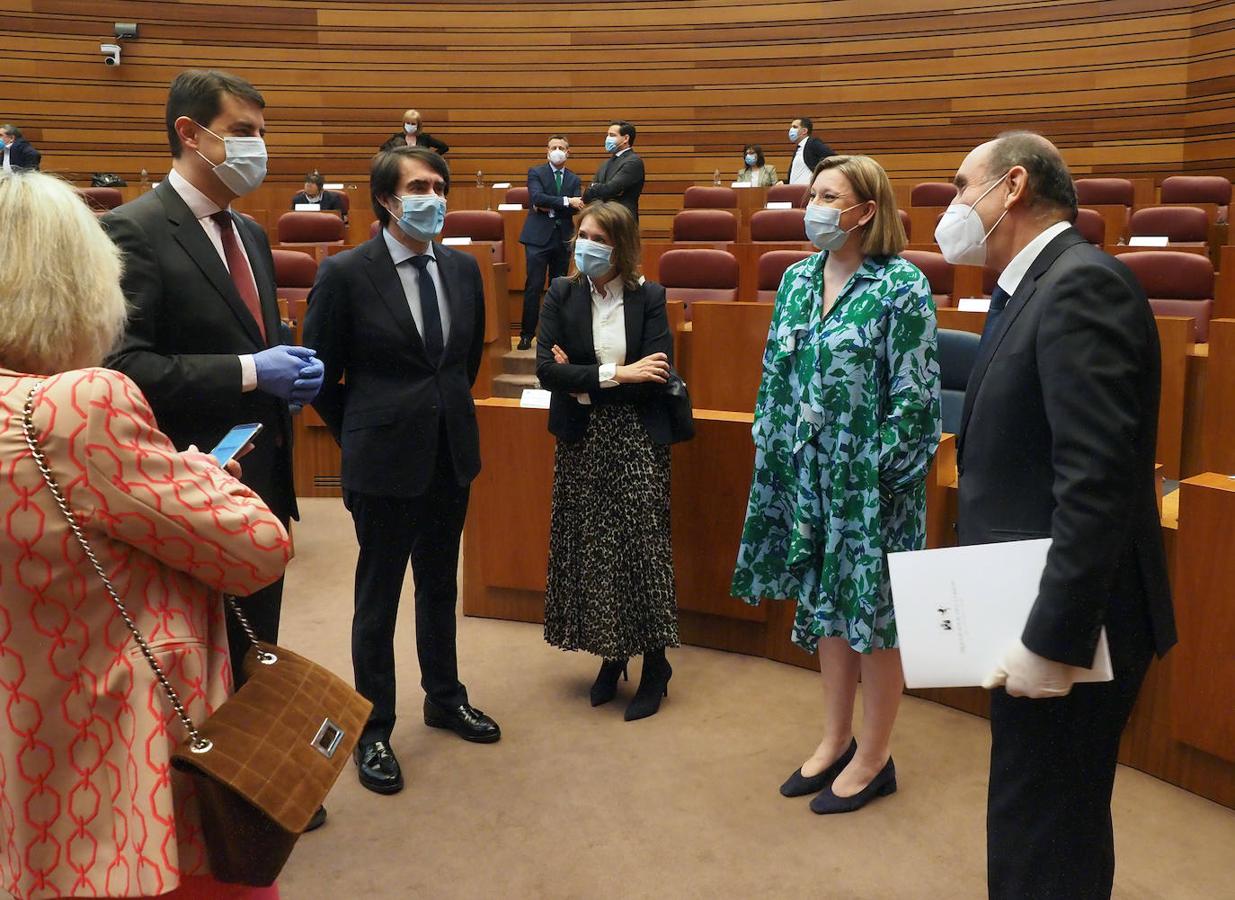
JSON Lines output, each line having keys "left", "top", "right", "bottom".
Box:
{"left": 535, "top": 201, "right": 679, "bottom": 721}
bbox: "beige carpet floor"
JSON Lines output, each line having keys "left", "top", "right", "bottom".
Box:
{"left": 275, "top": 498, "right": 1235, "bottom": 899}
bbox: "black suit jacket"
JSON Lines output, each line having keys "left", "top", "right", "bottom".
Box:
{"left": 102, "top": 181, "right": 296, "bottom": 521}
{"left": 956, "top": 227, "right": 1174, "bottom": 666}
{"left": 291, "top": 190, "right": 345, "bottom": 213}
{"left": 520, "top": 164, "right": 582, "bottom": 247}
{"left": 583, "top": 150, "right": 645, "bottom": 220}
{"left": 789, "top": 135, "right": 833, "bottom": 179}
{"left": 380, "top": 131, "right": 450, "bottom": 155}
{"left": 535, "top": 276, "right": 673, "bottom": 444}
{"left": 4, "top": 138, "right": 40, "bottom": 171}
{"left": 303, "top": 234, "right": 485, "bottom": 498}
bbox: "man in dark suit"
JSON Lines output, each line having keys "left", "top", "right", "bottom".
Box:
{"left": 1, "top": 124, "right": 41, "bottom": 171}
{"left": 380, "top": 108, "right": 449, "bottom": 155}
{"left": 947, "top": 132, "right": 1175, "bottom": 900}
{"left": 291, "top": 170, "right": 347, "bottom": 221}
{"left": 517, "top": 134, "right": 583, "bottom": 350}
{"left": 303, "top": 146, "right": 499, "bottom": 798}
{"left": 583, "top": 120, "right": 644, "bottom": 221}
{"left": 786, "top": 116, "right": 833, "bottom": 185}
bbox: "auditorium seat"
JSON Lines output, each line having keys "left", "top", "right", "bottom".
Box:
{"left": 1129, "top": 205, "right": 1209, "bottom": 244}
{"left": 750, "top": 208, "right": 807, "bottom": 242}
{"left": 442, "top": 209, "right": 505, "bottom": 262}
{"left": 911, "top": 182, "right": 955, "bottom": 206}
{"left": 658, "top": 249, "right": 740, "bottom": 313}
{"left": 1160, "top": 175, "right": 1231, "bottom": 223}
{"left": 277, "top": 211, "right": 345, "bottom": 245}
{"left": 78, "top": 187, "right": 123, "bottom": 212}
{"left": 671, "top": 209, "right": 738, "bottom": 242}
{"left": 938, "top": 329, "right": 981, "bottom": 434}
{"left": 1074, "top": 177, "right": 1135, "bottom": 207}
{"left": 1074, "top": 207, "right": 1106, "bottom": 245}
{"left": 683, "top": 186, "right": 738, "bottom": 209}
{"left": 332, "top": 190, "right": 350, "bottom": 222}
{"left": 901, "top": 249, "right": 955, "bottom": 307}
{"left": 1119, "top": 250, "right": 1215, "bottom": 341}
{"left": 766, "top": 183, "right": 809, "bottom": 207}
{"left": 756, "top": 249, "right": 814, "bottom": 301}
{"left": 504, "top": 186, "right": 530, "bottom": 207}
{"left": 899, "top": 208, "right": 912, "bottom": 242}
{"left": 271, "top": 248, "right": 318, "bottom": 311}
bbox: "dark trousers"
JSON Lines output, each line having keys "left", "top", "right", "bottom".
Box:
{"left": 226, "top": 576, "right": 284, "bottom": 688}
{"left": 344, "top": 437, "right": 471, "bottom": 744}
{"left": 521, "top": 237, "right": 570, "bottom": 339}
{"left": 987, "top": 589, "right": 1155, "bottom": 900}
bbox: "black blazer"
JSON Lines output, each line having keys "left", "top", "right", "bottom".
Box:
{"left": 519, "top": 164, "right": 582, "bottom": 247}
{"left": 102, "top": 181, "right": 296, "bottom": 522}
{"left": 303, "top": 233, "right": 485, "bottom": 498}
{"left": 535, "top": 276, "right": 672, "bottom": 444}
{"left": 291, "top": 190, "right": 345, "bottom": 214}
{"left": 4, "top": 138, "right": 40, "bottom": 171}
{"left": 789, "top": 135, "right": 834, "bottom": 179}
{"left": 380, "top": 131, "right": 450, "bottom": 155}
{"left": 956, "top": 227, "right": 1174, "bottom": 666}
{"left": 583, "top": 150, "right": 645, "bottom": 220}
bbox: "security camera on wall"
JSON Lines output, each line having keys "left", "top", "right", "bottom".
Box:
{"left": 101, "top": 43, "right": 121, "bottom": 66}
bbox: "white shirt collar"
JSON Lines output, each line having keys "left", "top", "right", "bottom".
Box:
{"left": 382, "top": 226, "right": 436, "bottom": 267}
{"left": 615, "top": 146, "right": 631, "bottom": 157}
{"left": 587, "top": 276, "right": 624, "bottom": 303}
{"left": 167, "top": 167, "right": 224, "bottom": 219}
{"left": 996, "top": 220, "right": 1072, "bottom": 296}
{"left": 549, "top": 163, "right": 565, "bottom": 173}
{"left": 797, "top": 136, "right": 809, "bottom": 148}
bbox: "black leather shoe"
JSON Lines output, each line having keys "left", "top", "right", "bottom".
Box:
{"left": 590, "top": 658, "right": 629, "bottom": 707}
{"left": 424, "top": 699, "right": 501, "bottom": 743}
{"left": 304, "top": 805, "right": 327, "bottom": 832}
{"left": 624, "top": 649, "right": 672, "bottom": 721}
{"left": 780, "top": 737, "right": 857, "bottom": 797}
{"left": 516, "top": 336, "right": 533, "bottom": 350}
{"left": 809, "top": 757, "right": 897, "bottom": 814}
{"left": 354, "top": 740, "right": 404, "bottom": 795}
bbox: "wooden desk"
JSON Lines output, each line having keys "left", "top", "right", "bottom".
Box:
{"left": 686, "top": 302, "right": 773, "bottom": 413}
{"left": 1083, "top": 204, "right": 1131, "bottom": 244}
{"left": 1156, "top": 316, "right": 1195, "bottom": 479}
{"left": 450, "top": 185, "right": 500, "bottom": 212}
{"left": 500, "top": 208, "right": 530, "bottom": 307}
{"left": 1199, "top": 319, "right": 1235, "bottom": 475}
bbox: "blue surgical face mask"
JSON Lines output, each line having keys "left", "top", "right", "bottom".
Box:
{"left": 604, "top": 135, "right": 620, "bottom": 154}
{"left": 574, "top": 237, "right": 614, "bottom": 278}
{"left": 393, "top": 193, "right": 446, "bottom": 242}
{"left": 744, "top": 153, "right": 757, "bottom": 167}
{"left": 804, "top": 202, "right": 865, "bottom": 252}
{"left": 788, "top": 127, "right": 800, "bottom": 142}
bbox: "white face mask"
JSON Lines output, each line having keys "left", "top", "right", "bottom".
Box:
{"left": 804, "top": 202, "right": 866, "bottom": 252}
{"left": 404, "top": 123, "right": 418, "bottom": 135}
{"left": 934, "top": 172, "right": 1010, "bottom": 266}
{"left": 548, "top": 148, "right": 567, "bottom": 166}
{"left": 195, "top": 123, "right": 267, "bottom": 197}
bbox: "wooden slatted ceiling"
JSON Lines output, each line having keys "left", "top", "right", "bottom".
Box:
{"left": 2, "top": 0, "right": 1232, "bottom": 235}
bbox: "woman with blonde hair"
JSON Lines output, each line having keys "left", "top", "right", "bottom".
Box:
{"left": 536, "top": 200, "right": 680, "bottom": 721}
{"left": 0, "top": 170, "right": 292, "bottom": 899}
{"left": 732, "top": 155, "right": 941, "bottom": 813}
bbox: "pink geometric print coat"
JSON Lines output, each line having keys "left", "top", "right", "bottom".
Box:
{"left": 0, "top": 367, "right": 291, "bottom": 899}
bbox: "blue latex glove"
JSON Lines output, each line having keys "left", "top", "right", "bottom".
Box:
{"left": 288, "top": 358, "right": 325, "bottom": 405}
{"left": 253, "top": 345, "right": 317, "bottom": 400}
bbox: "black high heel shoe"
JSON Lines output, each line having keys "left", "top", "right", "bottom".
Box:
{"left": 590, "top": 658, "right": 629, "bottom": 707}
{"left": 779, "top": 737, "right": 857, "bottom": 797}
{"left": 625, "top": 648, "right": 672, "bottom": 721}
{"left": 809, "top": 757, "right": 897, "bottom": 814}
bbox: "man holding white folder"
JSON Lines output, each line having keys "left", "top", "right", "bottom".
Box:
{"left": 939, "top": 132, "right": 1175, "bottom": 900}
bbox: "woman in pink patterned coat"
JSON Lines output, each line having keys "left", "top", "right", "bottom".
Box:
{"left": 0, "top": 172, "right": 292, "bottom": 898}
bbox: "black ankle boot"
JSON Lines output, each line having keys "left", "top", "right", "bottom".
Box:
{"left": 625, "top": 648, "right": 672, "bottom": 721}
{"left": 590, "top": 658, "right": 629, "bottom": 707}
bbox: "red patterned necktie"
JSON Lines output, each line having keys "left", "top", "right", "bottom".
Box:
{"left": 209, "top": 211, "right": 266, "bottom": 341}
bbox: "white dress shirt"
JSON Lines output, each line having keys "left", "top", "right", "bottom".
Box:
{"left": 548, "top": 163, "right": 571, "bottom": 211}
{"left": 166, "top": 168, "right": 263, "bottom": 390}
{"left": 996, "top": 220, "right": 1072, "bottom": 296}
{"left": 383, "top": 228, "right": 452, "bottom": 349}
{"left": 572, "top": 276, "right": 626, "bottom": 405}
{"left": 1, "top": 147, "right": 10, "bottom": 171}
{"left": 789, "top": 137, "right": 812, "bottom": 185}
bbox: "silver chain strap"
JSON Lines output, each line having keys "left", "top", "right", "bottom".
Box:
{"left": 20, "top": 383, "right": 273, "bottom": 755}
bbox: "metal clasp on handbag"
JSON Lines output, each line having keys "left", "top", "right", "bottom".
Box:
{"left": 311, "top": 719, "right": 345, "bottom": 758}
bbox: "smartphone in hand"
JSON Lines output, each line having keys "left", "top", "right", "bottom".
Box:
{"left": 209, "top": 423, "right": 263, "bottom": 467}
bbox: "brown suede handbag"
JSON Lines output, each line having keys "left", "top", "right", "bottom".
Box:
{"left": 23, "top": 385, "right": 372, "bottom": 886}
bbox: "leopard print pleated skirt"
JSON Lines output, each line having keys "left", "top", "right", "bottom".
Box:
{"left": 544, "top": 403, "right": 679, "bottom": 658}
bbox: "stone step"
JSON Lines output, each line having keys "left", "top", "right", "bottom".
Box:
{"left": 501, "top": 347, "right": 538, "bottom": 376}
{"left": 492, "top": 373, "right": 539, "bottom": 399}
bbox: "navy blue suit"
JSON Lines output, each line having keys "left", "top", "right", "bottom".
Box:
{"left": 518, "top": 163, "right": 581, "bottom": 340}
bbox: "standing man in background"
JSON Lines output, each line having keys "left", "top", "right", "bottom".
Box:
{"left": 583, "top": 120, "right": 644, "bottom": 220}
{"left": 786, "top": 116, "right": 833, "bottom": 185}
{"left": 381, "top": 108, "right": 450, "bottom": 155}
{"left": 517, "top": 134, "right": 582, "bottom": 350}
{"left": 0, "top": 125, "right": 40, "bottom": 171}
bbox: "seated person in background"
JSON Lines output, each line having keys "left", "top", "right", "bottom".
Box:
{"left": 738, "top": 143, "right": 778, "bottom": 186}
{"left": 381, "top": 108, "right": 450, "bottom": 155}
{"left": 291, "top": 170, "right": 347, "bottom": 221}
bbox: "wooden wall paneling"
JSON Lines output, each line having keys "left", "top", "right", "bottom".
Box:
{"left": 1154, "top": 315, "right": 1195, "bottom": 480}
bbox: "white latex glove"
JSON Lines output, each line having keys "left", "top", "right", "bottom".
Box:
{"left": 982, "top": 640, "right": 1080, "bottom": 699}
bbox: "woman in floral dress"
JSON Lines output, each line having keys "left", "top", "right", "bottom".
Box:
{"left": 732, "top": 155, "right": 940, "bottom": 814}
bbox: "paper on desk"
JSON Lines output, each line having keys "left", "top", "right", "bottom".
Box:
{"left": 294, "top": 203, "right": 321, "bottom": 212}
{"left": 887, "top": 538, "right": 1113, "bottom": 689}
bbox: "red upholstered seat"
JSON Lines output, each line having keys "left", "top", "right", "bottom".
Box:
{"left": 766, "top": 183, "right": 809, "bottom": 207}
{"left": 78, "top": 187, "right": 123, "bottom": 211}
{"left": 911, "top": 182, "right": 955, "bottom": 206}
{"left": 443, "top": 210, "right": 504, "bottom": 241}
{"left": 658, "top": 249, "right": 740, "bottom": 303}
{"left": 1160, "top": 175, "right": 1231, "bottom": 212}
{"left": 671, "top": 209, "right": 738, "bottom": 242}
{"left": 271, "top": 249, "right": 318, "bottom": 305}
{"left": 1074, "top": 178, "right": 1134, "bottom": 207}
{"left": 683, "top": 186, "right": 738, "bottom": 209}
{"left": 756, "top": 250, "right": 814, "bottom": 301}
{"left": 1118, "top": 250, "right": 1215, "bottom": 341}
{"left": 898, "top": 208, "right": 911, "bottom": 242}
{"left": 277, "top": 211, "right": 345, "bottom": 243}
{"left": 332, "top": 190, "right": 350, "bottom": 217}
{"left": 1129, "top": 206, "right": 1209, "bottom": 243}
{"left": 750, "top": 208, "right": 807, "bottom": 242}
{"left": 900, "top": 249, "right": 955, "bottom": 307}
{"left": 1074, "top": 207, "right": 1106, "bottom": 245}
{"left": 504, "top": 186, "right": 530, "bottom": 207}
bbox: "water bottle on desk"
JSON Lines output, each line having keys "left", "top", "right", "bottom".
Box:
{"left": 140, "top": 168, "right": 149, "bottom": 189}
{"left": 476, "top": 170, "right": 484, "bottom": 188}
{"left": 712, "top": 169, "right": 721, "bottom": 186}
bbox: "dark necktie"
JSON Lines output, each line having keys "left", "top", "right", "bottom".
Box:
{"left": 554, "top": 169, "right": 563, "bottom": 194}
{"left": 978, "top": 285, "right": 1012, "bottom": 351}
{"left": 408, "top": 254, "right": 444, "bottom": 365}
{"left": 209, "top": 211, "right": 266, "bottom": 341}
